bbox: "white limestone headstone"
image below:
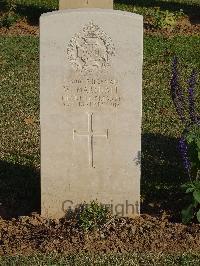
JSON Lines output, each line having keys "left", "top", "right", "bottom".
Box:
{"left": 59, "top": 0, "right": 113, "bottom": 9}
{"left": 40, "top": 9, "right": 143, "bottom": 219}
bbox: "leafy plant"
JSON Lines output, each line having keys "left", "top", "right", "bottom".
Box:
{"left": 181, "top": 181, "right": 200, "bottom": 223}
{"left": 154, "top": 9, "right": 182, "bottom": 29}
{"left": 185, "top": 125, "right": 200, "bottom": 178}
{"left": 181, "top": 126, "right": 200, "bottom": 223}
{"left": 154, "top": 9, "right": 175, "bottom": 29}
{"left": 78, "top": 200, "right": 111, "bottom": 231}
{"left": 170, "top": 57, "right": 200, "bottom": 223}
{"left": 0, "top": 0, "right": 19, "bottom": 28}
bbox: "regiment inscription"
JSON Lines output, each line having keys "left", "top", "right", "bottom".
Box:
{"left": 67, "top": 21, "right": 115, "bottom": 73}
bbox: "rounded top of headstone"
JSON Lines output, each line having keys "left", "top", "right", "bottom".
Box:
{"left": 40, "top": 9, "right": 143, "bottom": 22}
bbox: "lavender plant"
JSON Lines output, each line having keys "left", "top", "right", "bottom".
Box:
{"left": 170, "top": 57, "right": 200, "bottom": 223}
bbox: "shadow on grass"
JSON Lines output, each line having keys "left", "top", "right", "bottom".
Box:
{"left": 15, "top": 4, "right": 55, "bottom": 26}
{"left": 115, "top": 0, "right": 200, "bottom": 24}
{"left": 0, "top": 133, "right": 186, "bottom": 221}
{"left": 0, "top": 160, "right": 40, "bottom": 218}
{"left": 141, "top": 133, "right": 187, "bottom": 221}
{"left": 0, "top": 0, "right": 8, "bottom": 11}
{"left": 0, "top": 1, "right": 54, "bottom": 25}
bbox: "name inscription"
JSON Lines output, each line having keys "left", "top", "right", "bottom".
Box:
{"left": 62, "top": 78, "right": 120, "bottom": 109}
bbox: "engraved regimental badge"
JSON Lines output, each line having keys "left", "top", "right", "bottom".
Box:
{"left": 67, "top": 21, "right": 115, "bottom": 73}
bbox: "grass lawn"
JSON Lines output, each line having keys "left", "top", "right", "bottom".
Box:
{"left": 0, "top": 252, "right": 200, "bottom": 265}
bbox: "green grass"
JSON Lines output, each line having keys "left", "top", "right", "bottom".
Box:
{"left": 0, "top": 253, "right": 200, "bottom": 265}
{"left": 0, "top": 36, "right": 40, "bottom": 216}
{"left": 0, "top": 36, "right": 39, "bottom": 167}
{"left": 0, "top": 35, "right": 199, "bottom": 217}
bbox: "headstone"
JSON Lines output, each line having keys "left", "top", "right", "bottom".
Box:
{"left": 40, "top": 9, "right": 143, "bottom": 219}
{"left": 59, "top": 0, "right": 113, "bottom": 9}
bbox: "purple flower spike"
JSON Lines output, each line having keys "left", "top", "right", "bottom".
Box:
{"left": 170, "top": 57, "right": 186, "bottom": 124}
{"left": 188, "top": 70, "right": 197, "bottom": 124}
{"left": 178, "top": 137, "right": 191, "bottom": 176}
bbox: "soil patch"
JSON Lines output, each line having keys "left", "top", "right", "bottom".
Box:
{"left": 144, "top": 16, "right": 200, "bottom": 36}
{"left": 0, "top": 18, "right": 39, "bottom": 36}
{"left": 0, "top": 214, "right": 200, "bottom": 255}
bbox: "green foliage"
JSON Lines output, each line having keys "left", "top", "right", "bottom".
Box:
{"left": 154, "top": 8, "right": 182, "bottom": 29}
{"left": 181, "top": 181, "right": 200, "bottom": 223}
{"left": 78, "top": 201, "right": 111, "bottom": 231}
{"left": 154, "top": 8, "right": 183, "bottom": 29}
{"left": 0, "top": 12, "right": 18, "bottom": 28}
{"left": 185, "top": 125, "right": 200, "bottom": 179}
{"left": 0, "top": 0, "right": 19, "bottom": 28}
{"left": 181, "top": 126, "right": 200, "bottom": 223}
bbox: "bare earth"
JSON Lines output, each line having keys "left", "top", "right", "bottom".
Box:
{"left": 0, "top": 214, "right": 199, "bottom": 255}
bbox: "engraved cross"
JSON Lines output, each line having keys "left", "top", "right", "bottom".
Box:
{"left": 73, "top": 113, "right": 108, "bottom": 168}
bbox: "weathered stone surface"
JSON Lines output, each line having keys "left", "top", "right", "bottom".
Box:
{"left": 40, "top": 9, "right": 143, "bottom": 219}
{"left": 59, "top": 0, "right": 113, "bottom": 10}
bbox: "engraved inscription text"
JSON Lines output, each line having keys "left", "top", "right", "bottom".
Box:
{"left": 62, "top": 78, "right": 120, "bottom": 108}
